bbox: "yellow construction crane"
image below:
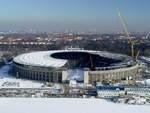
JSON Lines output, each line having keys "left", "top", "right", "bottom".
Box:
{"left": 118, "top": 12, "right": 140, "bottom": 60}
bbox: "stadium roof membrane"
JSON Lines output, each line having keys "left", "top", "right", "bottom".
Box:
{"left": 13, "top": 50, "right": 130, "bottom": 68}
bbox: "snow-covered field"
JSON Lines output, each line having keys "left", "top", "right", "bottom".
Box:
{"left": 0, "top": 65, "right": 43, "bottom": 88}
{"left": 0, "top": 98, "right": 149, "bottom": 113}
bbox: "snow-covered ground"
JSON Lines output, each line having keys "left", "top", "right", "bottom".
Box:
{"left": 67, "top": 69, "right": 84, "bottom": 81}
{"left": 0, "top": 98, "right": 149, "bottom": 113}
{"left": 0, "top": 65, "right": 43, "bottom": 88}
{"left": 141, "top": 56, "right": 150, "bottom": 62}
{"left": 144, "top": 79, "right": 150, "bottom": 86}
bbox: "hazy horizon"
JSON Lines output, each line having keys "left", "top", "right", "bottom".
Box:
{"left": 0, "top": 0, "right": 150, "bottom": 33}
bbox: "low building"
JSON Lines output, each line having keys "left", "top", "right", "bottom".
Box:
{"left": 97, "top": 86, "right": 150, "bottom": 98}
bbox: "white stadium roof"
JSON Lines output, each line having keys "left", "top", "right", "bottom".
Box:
{"left": 13, "top": 50, "right": 129, "bottom": 68}
{"left": 13, "top": 51, "right": 68, "bottom": 68}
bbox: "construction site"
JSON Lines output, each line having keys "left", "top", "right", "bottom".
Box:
{"left": 0, "top": 13, "right": 149, "bottom": 105}
{"left": 11, "top": 13, "right": 146, "bottom": 85}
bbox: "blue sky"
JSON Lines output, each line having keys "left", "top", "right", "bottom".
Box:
{"left": 0, "top": 0, "right": 149, "bottom": 32}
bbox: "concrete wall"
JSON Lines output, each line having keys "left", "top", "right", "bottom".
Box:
{"left": 62, "top": 71, "right": 67, "bottom": 81}
{"left": 13, "top": 63, "right": 143, "bottom": 84}
{"left": 13, "top": 63, "right": 62, "bottom": 83}
{"left": 84, "top": 64, "right": 141, "bottom": 84}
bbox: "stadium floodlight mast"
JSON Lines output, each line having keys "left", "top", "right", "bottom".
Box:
{"left": 118, "top": 12, "right": 140, "bottom": 60}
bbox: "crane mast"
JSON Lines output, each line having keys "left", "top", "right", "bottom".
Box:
{"left": 146, "top": 33, "right": 149, "bottom": 39}
{"left": 118, "top": 12, "right": 137, "bottom": 59}
{"left": 135, "top": 50, "right": 140, "bottom": 60}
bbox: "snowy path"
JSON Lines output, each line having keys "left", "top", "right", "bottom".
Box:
{"left": 0, "top": 65, "right": 43, "bottom": 88}
{"left": 0, "top": 98, "right": 149, "bottom": 113}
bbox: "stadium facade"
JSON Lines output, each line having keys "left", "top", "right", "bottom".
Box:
{"left": 13, "top": 49, "right": 143, "bottom": 84}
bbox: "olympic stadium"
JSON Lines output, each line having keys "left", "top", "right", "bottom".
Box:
{"left": 12, "top": 49, "right": 142, "bottom": 84}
